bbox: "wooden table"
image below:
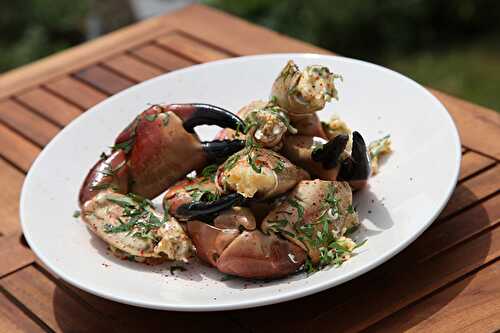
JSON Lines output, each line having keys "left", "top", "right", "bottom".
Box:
{"left": 0, "top": 4, "right": 499, "bottom": 332}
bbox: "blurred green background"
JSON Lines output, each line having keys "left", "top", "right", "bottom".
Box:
{"left": 1, "top": 0, "right": 499, "bottom": 111}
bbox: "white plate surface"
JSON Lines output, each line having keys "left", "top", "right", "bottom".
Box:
{"left": 20, "top": 54, "right": 460, "bottom": 311}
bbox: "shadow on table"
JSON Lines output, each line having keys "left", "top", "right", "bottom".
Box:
{"left": 226, "top": 187, "right": 492, "bottom": 332}
{"left": 50, "top": 188, "right": 490, "bottom": 333}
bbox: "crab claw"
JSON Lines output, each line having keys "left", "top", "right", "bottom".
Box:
{"left": 175, "top": 193, "right": 246, "bottom": 221}
{"left": 337, "top": 131, "right": 371, "bottom": 189}
{"left": 80, "top": 103, "right": 246, "bottom": 204}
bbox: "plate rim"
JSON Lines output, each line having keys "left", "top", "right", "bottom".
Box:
{"left": 20, "top": 53, "right": 461, "bottom": 311}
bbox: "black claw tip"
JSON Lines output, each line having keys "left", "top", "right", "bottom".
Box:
{"left": 175, "top": 193, "right": 246, "bottom": 220}
{"left": 201, "top": 139, "right": 245, "bottom": 163}
{"left": 311, "top": 134, "right": 349, "bottom": 169}
{"left": 182, "top": 104, "right": 245, "bottom": 133}
{"left": 338, "top": 131, "right": 371, "bottom": 182}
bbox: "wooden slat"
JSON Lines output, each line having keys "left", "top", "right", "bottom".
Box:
{"left": 0, "top": 266, "right": 113, "bottom": 332}
{"left": 430, "top": 89, "right": 500, "bottom": 160}
{"left": 64, "top": 283, "right": 244, "bottom": 332}
{"left": 369, "top": 260, "right": 500, "bottom": 333}
{"left": 307, "top": 225, "right": 500, "bottom": 332}
{"left": 156, "top": 33, "right": 230, "bottom": 62}
{"left": 0, "top": 159, "right": 25, "bottom": 236}
{"left": 163, "top": 5, "right": 328, "bottom": 56}
{"left": 0, "top": 291, "right": 45, "bottom": 333}
{"left": 131, "top": 44, "right": 195, "bottom": 71}
{"left": 0, "top": 235, "right": 35, "bottom": 278}
{"left": 441, "top": 164, "right": 500, "bottom": 219}
{"left": 45, "top": 76, "right": 107, "bottom": 110}
{"left": 74, "top": 65, "right": 134, "bottom": 95}
{"left": 459, "top": 151, "right": 496, "bottom": 181}
{"left": 0, "top": 124, "right": 40, "bottom": 172}
{"left": 0, "top": 17, "right": 176, "bottom": 100}
{"left": 411, "top": 195, "right": 500, "bottom": 262}
{"left": 235, "top": 192, "right": 500, "bottom": 332}
{"left": 102, "top": 54, "right": 163, "bottom": 82}
{"left": 0, "top": 99, "right": 59, "bottom": 147}
{"left": 16, "top": 88, "right": 82, "bottom": 127}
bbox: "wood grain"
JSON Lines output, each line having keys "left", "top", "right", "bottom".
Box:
{"left": 307, "top": 225, "right": 500, "bottom": 333}
{"left": 103, "top": 54, "right": 163, "bottom": 82}
{"left": 0, "top": 266, "right": 114, "bottom": 332}
{"left": 0, "top": 17, "right": 176, "bottom": 100}
{"left": 156, "top": 33, "right": 230, "bottom": 62}
{"left": 0, "top": 291, "right": 45, "bottom": 333}
{"left": 16, "top": 88, "right": 82, "bottom": 127}
{"left": 0, "top": 159, "right": 26, "bottom": 236}
{"left": 459, "top": 151, "right": 496, "bottom": 181}
{"left": 0, "top": 99, "right": 60, "bottom": 147}
{"left": 0, "top": 235, "right": 35, "bottom": 278}
{"left": 368, "top": 260, "right": 500, "bottom": 333}
{"left": 162, "top": 5, "right": 328, "bottom": 56}
{"left": 75, "top": 65, "right": 135, "bottom": 95}
{"left": 131, "top": 44, "right": 194, "bottom": 71}
{"left": 0, "top": 123, "right": 40, "bottom": 172}
{"left": 45, "top": 76, "right": 107, "bottom": 110}
{"left": 430, "top": 89, "right": 500, "bottom": 160}
{"left": 441, "top": 164, "right": 499, "bottom": 219}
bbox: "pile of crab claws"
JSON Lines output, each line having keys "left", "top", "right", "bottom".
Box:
{"left": 175, "top": 193, "right": 246, "bottom": 221}
{"left": 338, "top": 131, "right": 371, "bottom": 189}
{"left": 311, "top": 134, "right": 349, "bottom": 169}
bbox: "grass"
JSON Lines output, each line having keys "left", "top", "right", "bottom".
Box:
{"left": 383, "top": 38, "right": 500, "bottom": 112}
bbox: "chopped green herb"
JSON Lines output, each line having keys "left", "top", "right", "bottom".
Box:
{"left": 90, "top": 183, "right": 111, "bottom": 191}
{"left": 344, "top": 225, "right": 359, "bottom": 236}
{"left": 247, "top": 153, "right": 262, "bottom": 174}
{"left": 369, "top": 134, "right": 391, "bottom": 159}
{"left": 273, "top": 159, "right": 285, "bottom": 173}
{"left": 220, "top": 274, "right": 236, "bottom": 281}
{"left": 201, "top": 164, "right": 218, "bottom": 181}
{"left": 111, "top": 138, "right": 135, "bottom": 154}
{"left": 145, "top": 114, "right": 157, "bottom": 122}
{"left": 270, "top": 95, "right": 278, "bottom": 105}
{"left": 73, "top": 210, "right": 81, "bottom": 218}
{"left": 162, "top": 113, "right": 170, "bottom": 127}
{"left": 223, "top": 153, "right": 240, "bottom": 171}
{"left": 287, "top": 198, "right": 304, "bottom": 221}
{"left": 347, "top": 204, "right": 355, "bottom": 214}
{"left": 99, "top": 152, "right": 108, "bottom": 160}
{"left": 354, "top": 239, "right": 367, "bottom": 249}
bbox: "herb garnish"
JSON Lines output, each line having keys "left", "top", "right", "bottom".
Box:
{"left": 111, "top": 138, "right": 135, "bottom": 154}
{"left": 103, "top": 193, "right": 163, "bottom": 241}
{"left": 90, "top": 183, "right": 112, "bottom": 191}
{"left": 201, "top": 164, "right": 218, "bottom": 181}
{"left": 223, "top": 153, "right": 240, "bottom": 172}
{"left": 73, "top": 210, "right": 81, "bottom": 218}
{"left": 145, "top": 114, "right": 157, "bottom": 122}
{"left": 272, "top": 159, "right": 285, "bottom": 173}
{"left": 247, "top": 153, "right": 262, "bottom": 174}
{"left": 287, "top": 198, "right": 304, "bottom": 221}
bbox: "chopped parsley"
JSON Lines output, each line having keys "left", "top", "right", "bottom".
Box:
{"left": 162, "top": 113, "right": 170, "bottom": 127}
{"left": 90, "top": 183, "right": 112, "bottom": 191}
{"left": 287, "top": 198, "right": 304, "bottom": 222}
{"left": 111, "top": 137, "right": 135, "bottom": 154}
{"left": 103, "top": 193, "right": 163, "bottom": 240}
{"left": 247, "top": 153, "right": 262, "bottom": 174}
{"left": 273, "top": 159, "right": 285, "bottom": 173}
{"left": 223, "top": 152, "right": 240, "bottom": 171}
{"left": 73, "top": 210, "right": 81, "bottom": 218}
{"left": 144, "top": 114, "right": 157, "bottom": 122}
{"left": 201, "top": 164, "right": 218, "bottom": 181}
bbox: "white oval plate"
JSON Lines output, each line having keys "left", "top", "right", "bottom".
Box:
{"left": 21, "top": 54, "right": 460, "bottom": 311}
